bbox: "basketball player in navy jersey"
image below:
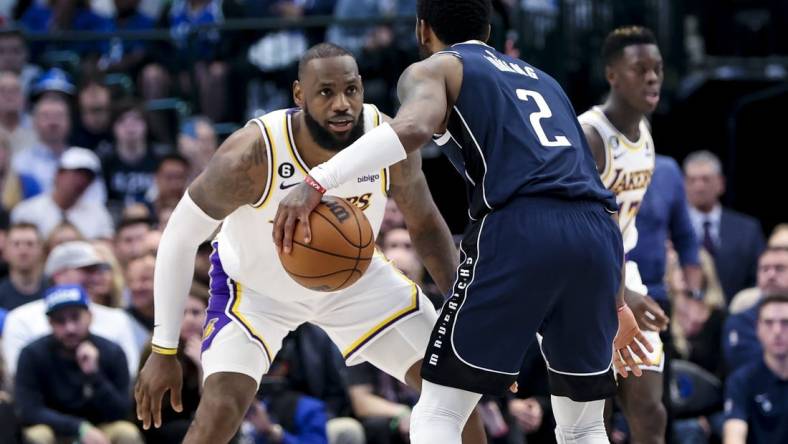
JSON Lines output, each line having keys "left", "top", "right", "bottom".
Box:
{"left": 274, "top": 1, "right": 653, "bottom": 442}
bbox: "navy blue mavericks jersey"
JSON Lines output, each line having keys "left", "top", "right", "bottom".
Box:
{"left": 433, "top": 42, "right": 617, "bottom": 220}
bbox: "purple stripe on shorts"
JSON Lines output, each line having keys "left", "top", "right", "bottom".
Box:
{"left": 201, "top": 243, "right": 232, "bottom": 352}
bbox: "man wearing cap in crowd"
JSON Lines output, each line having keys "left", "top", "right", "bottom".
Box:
{"left": 2, "top": 241, "right": 140, "bottom": 378}
{"left": 11, "top": 85, "right": 106, "bottom": 202}
{"left": 11, "top": 147, "right": 113, "bottom": 239}
{"left": 14, "top": 284, "right": 143, "bottom": 444}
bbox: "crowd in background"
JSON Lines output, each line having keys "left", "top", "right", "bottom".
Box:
{"left": 0, "top": 1, "right": 784, "bottom": 444}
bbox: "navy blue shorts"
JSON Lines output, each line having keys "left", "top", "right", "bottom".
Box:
{"left": 421, "top": 196, "right": 623, "bottom": 400}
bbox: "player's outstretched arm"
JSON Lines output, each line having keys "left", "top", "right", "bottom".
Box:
{"left": 389, "top": 149, "right": 458, "bottom": 294}
{"left": 273, "top": 56, "right": 461, "bottom": 253}
{"left": 136, "top": 125, "right": 269, "bottom": 430}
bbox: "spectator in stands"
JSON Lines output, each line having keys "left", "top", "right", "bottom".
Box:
{"left": 125, "top": 254, "right": 154, "bottom": 350}
{"left": 381, "top": 227, "right": 412, "bottom": 252}
{"left": 0, "top": 223, "right": 44, "bottom": 311}
{"left": 0, "top": 71, "right": 36, "bottom": 153}
{"left": 70, "top": 79, "right": 113, "bottom": 152}
{"left": 684, "top": 150, "right": 766, "bottom": 303}
{"left": 12, "top": 147, "right": 114, "bottom": 239}
{"left": 2, "top": 241, "right": 140, "bottom": 378}
{"left": 14, "top": 284, "right": 143, "bottom": 444}
{"left": 0, "top": 129, "right": 24, "bottom": 211}
{"left": 138, "top": 281, "right": 208, "bottom": 443}
{"left": 12, "top": 94, "right": 70, "bottom": 198}
{"left": 147, "top": 153, "right": 189, "bottom": 218}
{"left": 102, "top": 0, "right": 156, "bottom": 74}
{"left": 724, "top": 247, "right": 788, "bottom": 372}
{"left": 669, "top": 248, "right": 727, "bottom": 377}
{"left": 379, "top": 199, "right": 406, "bottom": 236}
{"left": 723, "top": 295, "right": 788, "bottom": 444}
{"left": 18, "top": 0, "right": 112, "bottom": 60}
{"left": 143, "top": 228, "right": 161, "bottom": 255}
{"left": 0, "top": 343, "right": 22, "bottom": 443}
{"left": 114, "top": 217, "right": 150, "bottom": 267}
{"left": 507, "top": 343, "right": 555, "bottom": 444}
{"left": 243, "top": 391, "right": 330, "bottom": 444}
{"left": 43, "top": 221, "right": 83, "bottom": 254}
{"left": 274, "top": 324, "right": 365, "bottom": 444}
{"left": 90, "top": 241, "right": 126, "bottom": 309}
{"left": 768, "top": 224, "right": 788, "bottom": 248}
{"left": 102, "top": 98, "right": 158, "bottom": 209}
{"left": 0, "top": 28, "right": 41, "bottom": 96}
{"left": 385, "top": 247, "right": 424, "bottom": 286}
{"left": 631, "top": 154, "right": 702, "bottom": 306}
{"left": 177, "top": 116, "right": 217, "bottom": 180}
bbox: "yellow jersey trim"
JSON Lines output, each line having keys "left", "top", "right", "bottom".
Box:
{"left": 341, "top": 253, "right": 420, "bottom": 358}
{"left": 285, "top": 113, "right": 310, "bottom": 175}
{"left": 252, "top": 119, "right": 276, "bottom": 209}
{"left": 151, "top": 345, "right": 178, "bottom": 356}
{"left": 229, "top": 280, "right": 273, "bottom": 364}
{"left": 589, "top": 108, "right": 647, "bottom": 152}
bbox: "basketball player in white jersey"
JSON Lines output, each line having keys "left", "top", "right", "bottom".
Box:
{"left": 579, "top": 26, "right": 669, "bottom": 444}
{"left": 134, "top": 44, "right": 485, "bottom": 444}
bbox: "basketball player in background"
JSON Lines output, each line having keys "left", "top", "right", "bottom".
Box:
{"left": 579, "top": 26, "right": 668, "bottom": 443}
{"left": 134, "top": 44, "right": 486, "bottom": 444}
{"left": 274, "top": 1, "right": 653, "bottom": 443}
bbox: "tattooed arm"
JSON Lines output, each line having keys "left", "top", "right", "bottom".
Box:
{"left": 388, "top": 139, "right": 458, "bottom": 295}
{"left": 189, "top": 125, "right": 270, "bottom": 218}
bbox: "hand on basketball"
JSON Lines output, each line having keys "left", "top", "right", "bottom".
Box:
{"left": 624, "top": 289, "right": 669, "bottom": 332}
{"left": 134, "top": 353, "right": 183, "bottom": 430}
{"left": 612, "top": 304, "right": 654, "bottom": 378}
{"left": 273, "top": 182, "right": 323, "bottom": 254}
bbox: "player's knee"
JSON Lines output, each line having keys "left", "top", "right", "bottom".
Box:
{"left": 198, "top": 374, "right": 258, "bottom": 425}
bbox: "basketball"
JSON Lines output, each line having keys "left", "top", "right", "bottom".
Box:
{"left": 278, "top": 196, "right": 375, "bottom": 292}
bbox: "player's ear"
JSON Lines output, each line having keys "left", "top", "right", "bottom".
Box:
{"left": 605, "top": 64, "right": 617, "bottom": 86}
{"left": 416, "top": 19, "right": 428, "bottom": 46}
{"left": 482, "top": 24, "right": 491, "bottom": 43}
{"left": 293, "top": 80, "right": 304, "bottom": 108}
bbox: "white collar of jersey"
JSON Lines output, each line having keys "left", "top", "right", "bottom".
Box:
{"left": 453, "top": 40, "right": 492, "bottom": 48}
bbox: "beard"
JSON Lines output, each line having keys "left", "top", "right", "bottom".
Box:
{"left": 303, "top": 106, "right": 366, "bottom": 152}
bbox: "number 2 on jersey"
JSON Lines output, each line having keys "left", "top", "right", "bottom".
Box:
{"left": 516, "top": 89, "right": 572, "bottom": 148}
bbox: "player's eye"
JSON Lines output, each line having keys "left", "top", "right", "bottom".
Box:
{"left": 347, "top": 86, "right": 358, "bottom": 95}
{"left": 320, "top": 89, "right": 332, "bottom": 97}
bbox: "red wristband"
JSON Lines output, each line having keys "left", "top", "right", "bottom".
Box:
{"left": 305, "top": 175, "right": 326, "bottom": 194}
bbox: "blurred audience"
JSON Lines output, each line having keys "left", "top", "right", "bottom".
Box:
{"left": 684, "top": 150, "right": 766, "bottom": 303}
{"left": 18, "top": 0, "right": 112, "bottom": 60}
{"left": 380, "top": 227, "right": 412, "bottom": 253}
{"left": 0, "top": 222, "right": 44, "bottom": 311}
{"left": 113, "top": 217, "right": 151, "bottom": 267}
{"left": 14, "top": 284, "right": 142, "bottom": 444}
{"left": 2, "top": 241, "right": 140, "bottom": 378}
{"left": 768, "top": 224, "right": 788, "bottom": 248}
{"left": 125, "top": 253, "right": 154, "bottom": 350}
{"left": 379, "top": 199, "right": 406, "bottom": 237}
{"left": 102, "top": 0, "right": 156, "bottom": 74}
{"left": 71, "top": 79, "right": 113, "bottom": 152}
{"left": 723, "top": 247, "right": 788, "bottom": 373}
{"left": 102, "top": 99, "right": 158, "bottom": 210}
{"left": 0, "top": 28, "right": 40, "bottom": 96}
{"left": 723, "top": 295, "right": 788, "bottom": 444}
{"left": 44, "top": 221, "right": 84, "bottom": 254}
{"left": 146, "top": 153, "right": 189, "bottom": 218}
{"left": 177, "top": 116, "right": 217, "bottom": 180}
{"left": 0, "top": 70, "right": 36, "bottom": 153}
{"left": 0, "top": 128, "right": 24, "bottom": 211}
{"left": 90, "top": 241, "right": 126, "bottom": 308}
{"left": 12, "top": 147, "right": 114, "bottom": 239}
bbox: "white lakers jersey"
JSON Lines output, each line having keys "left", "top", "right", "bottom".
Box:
{"left": 215, "top": 104, "right": 391, "bottom": 299}
{"left": 578, "top": 106, "right": 655, "bottom": 253}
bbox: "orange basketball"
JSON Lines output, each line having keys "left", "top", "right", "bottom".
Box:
{"left": 278, "top": 196, "right": 375, "bottom": 292}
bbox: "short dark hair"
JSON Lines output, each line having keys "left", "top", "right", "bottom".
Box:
{"left": 116, "top": 217, "right": 151, "bottom": 234}
{"left": 112, "top": 97, "right": 144, "bottom": 124}
{"left": 760, "top": 246, "right": 788, "bottom": 261}
{"left": 298, "top": 43, "right": 354, "bottom": 79}
{"left": 757, "top": 294, "right": 788, "bottom": 320}
{"left": 601, "top": 26, "right": 658, "bottom": 66}
{"left": 157, "top": 153, "right": 190, "bottom": 173}
{"left": 8, "top": 222, "right": 41, "bottom": 239}
{"left": 417, "top": 0, "right": 491, "bottom": 45}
